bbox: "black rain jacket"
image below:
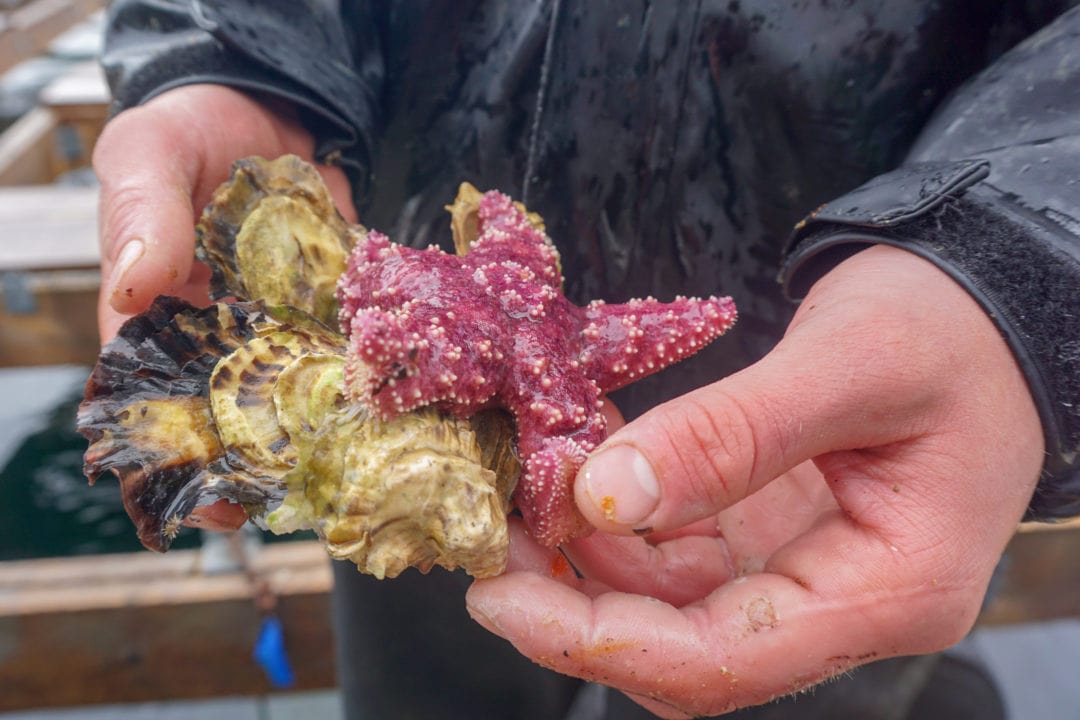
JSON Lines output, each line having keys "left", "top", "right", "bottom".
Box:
{"left": 102, "top": 0, "right": 1080, "bottom": 519}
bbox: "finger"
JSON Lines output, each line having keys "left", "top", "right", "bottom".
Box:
{"left": 564, "top": 530, "right": 736, "bottom": 607}
{"left": 97, "top": 263, "right": 213, "bottom": 343}
{"left": 598, "top": 396, "right": 625, "bottom": 430}
{"left": 467, "top": 511, "right": 984, "bottom": 718}
{"left": 185, "top": 499, "right": 248, "bottom": 532}
{"left": 567, "top": 463, "right": 841, "bottom": 603}
{"left": 502, "top": 518, "right": 612, "bottom": 596}
{"left": 94, "top": 84, "right": 341, "bottom": 320}
{"left": 504, "top": 517, "right": 579, "bottom": 582}
{"left": 96, "top": 294, "right": 129, "bottom": 346}
{"left": 574, "top": 353, "right": 912, "bottom": 535}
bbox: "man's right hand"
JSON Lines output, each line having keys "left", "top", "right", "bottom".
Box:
{"left": 93, "top": 83, "right": 356, "bottom": 342}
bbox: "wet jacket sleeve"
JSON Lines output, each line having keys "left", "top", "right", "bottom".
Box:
{"left": 780, "top": 7, "right": 1080, "bottom": 520}
{"left": 100, "top": 0, "right": 382, "bottom": 194}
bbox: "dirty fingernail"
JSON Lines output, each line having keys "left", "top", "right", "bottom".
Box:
{"left": 107, "top": 239, "right": 145, "bottom": 309}
{"left": 581, "top": 445, "right": 659, "bottom": 525}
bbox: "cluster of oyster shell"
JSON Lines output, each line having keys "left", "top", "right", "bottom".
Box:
{"left": 78, "top": 156, "right": 519, "bottom": 579}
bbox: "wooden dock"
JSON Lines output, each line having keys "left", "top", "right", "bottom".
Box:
{"left": 0, "top": 183, "right": 99, "bottom": 366}
{"left": 0, "top": 1, "right": 109, "bottom": 367}
{"left": 0, "top": 520, "right": 1078, "bottom": 712}
{"left": 979, "top": 517, "right": 1080, "bottom": 626}
{"left": 0, "top": 56, "right": 105, "bottom": 367}
{"left": 0, "top": 540, "right": 337, "bottom": 712}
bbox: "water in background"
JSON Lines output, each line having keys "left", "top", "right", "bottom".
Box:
{"left": 0, "top": 364, "right": 319, "bottom": 560}
{"left": 0, "top": 365, "right": 200, "bottom": 560}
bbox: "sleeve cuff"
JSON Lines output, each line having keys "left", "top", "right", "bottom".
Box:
{"left": 780, "top": 161, "right": 1080, "bottom": 520}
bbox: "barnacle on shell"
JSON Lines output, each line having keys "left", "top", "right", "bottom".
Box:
{"left": 79, "top": 156, "right": 520, "bottom": 578}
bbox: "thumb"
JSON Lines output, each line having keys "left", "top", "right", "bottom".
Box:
{"left": 573, "top": 291, "right": 943, "bottom": 534}
{"left": 94, "top": 102, "right": 203, "bottom": 318}
{"left": 572, "top": 357, "right": 830, "bottom": 534}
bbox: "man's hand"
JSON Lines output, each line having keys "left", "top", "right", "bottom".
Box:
{"left": 93, "top": 83, "right": 356, "bottom": 531}
{"left": 466, "top": 245, "right": 1044, "bottom": 718}
{"left": 93, "top": 83, "right": 355, "bottom": 341}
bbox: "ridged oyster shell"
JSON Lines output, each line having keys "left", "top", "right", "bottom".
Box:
{"left": 79, "top": 297, "right": 344, "bottom": 550}
{"left": 270, "top": 406, "right": 514, "bottom": 579}
{"left": 78, "top": 155, "right": 521, "bottom": 578}
{"left": 195, "top": 154, "right": 355, "bottom": 326}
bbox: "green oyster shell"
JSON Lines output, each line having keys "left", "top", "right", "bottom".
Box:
{"left": 195, "top": 154, "right": 355, "bottom": 326}
{"left": 269, "top": 407, "right": 514, "bottom": 579}
{"left": 78, "top": 297, "right": 343, "bottom": 550}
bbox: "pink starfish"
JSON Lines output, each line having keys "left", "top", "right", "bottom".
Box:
{"left": 337, "top": 191, "right": 736, "bottom": 547}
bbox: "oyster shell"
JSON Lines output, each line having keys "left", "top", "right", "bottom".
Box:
{"left": 195, "top": 154, "right": 355, "bottom": 325}
{"left": 79, "top": 297, "right": 345, "bottom": 551}
{"left": 269, "top": 405, "right": 514, "bottom": 579}
{"left": 445, "top": 180, "right": 547, "bottom": 256}
{"left": 79, "top": 156, "right": 520, "bottom": 578}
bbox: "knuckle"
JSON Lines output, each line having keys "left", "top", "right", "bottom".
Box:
{"left": 97, "top": 181, "right": 149, "bottom": 258}
{"left": 657, "top": 389, "right": 760, "bottom": 509}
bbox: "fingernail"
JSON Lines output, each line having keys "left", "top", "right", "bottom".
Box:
{"left": 108, "top": 239, "right": 144, "bottom": 309}
{"left": 466, "top": 594, "right": 506, "bottom": 636}
{"left": 581, "top": 445, "right": 659, "bottom": 525}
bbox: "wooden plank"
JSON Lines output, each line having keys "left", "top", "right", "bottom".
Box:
{"left": 38, "top": 58, "right": 108, "bottom": 115}
{"left": 0, "top": 105, "right": 58, "bottom": 185}
{"left": 0, "top": 267, "right": 101, "bottom": 366}
{"left": 0, "top": 519, "right": 1078, "bottom": 710}
{"left": 0, "top": 63, "right": 110, "bottom": 186}
{"left": 0, "top": 185, "right": 98, "bottom": 270}
{"left": 0, "top": 0, "right": 107, "bottom": 76}
{"left": 0, "top": 541, "right": 337, "bottom": 711}
{"left": 39, "top": 59, "right": 109, "bottom": 171}
{"left": 0, "top": 185, "right": 100, "bottom": 366}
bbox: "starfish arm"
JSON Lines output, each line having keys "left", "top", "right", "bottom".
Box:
{"left": 507, "top": 367, "right": 607, "bottom": 547}
{"left": 514, "top": 435, "right": 594, "bottom": 547}
{"left": 580, "top": 295, "right": 737, "bottom": 394}
{"left": 465, "top": 191, "right": 563, "bottom": 289}
{"left": 337, "top": 230, "right": 395, "bottom": 326}
{"left": 345, "top": 305, "right": 505, "bottom": 418}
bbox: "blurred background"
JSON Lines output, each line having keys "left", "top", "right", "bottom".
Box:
{"left": 0, "top": 2, "right": 1077, "bottom": 719}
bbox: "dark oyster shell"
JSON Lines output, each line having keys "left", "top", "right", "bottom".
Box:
{"left": 78, "top": 296, "right": 344, "bottom": 551}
